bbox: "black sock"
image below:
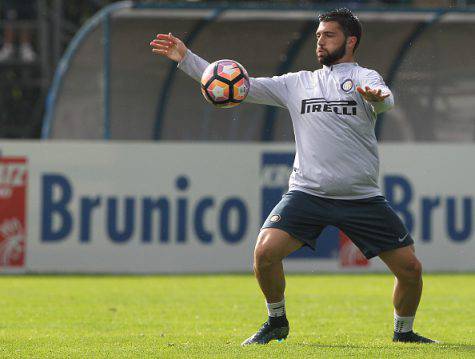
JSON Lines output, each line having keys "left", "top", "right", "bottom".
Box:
{"left": 268, "top": 314, "right": 288, "bottom": 327}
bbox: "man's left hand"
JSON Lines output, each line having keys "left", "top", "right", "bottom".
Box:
{"left": 356, "top": 86, "right": 390, "bottom": 102}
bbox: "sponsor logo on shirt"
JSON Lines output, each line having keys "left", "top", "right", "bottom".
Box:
{"left": 300, "top": 98, "right": 357, "bottom": 115}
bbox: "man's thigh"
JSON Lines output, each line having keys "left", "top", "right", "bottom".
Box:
{"left": 256, "top": 228, "right": 304, "bottom": 261}
{"left": 261, "top": 190, "right": 330, "bottom": 251}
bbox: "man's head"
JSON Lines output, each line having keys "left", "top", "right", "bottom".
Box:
{"left": 316, "top": 8, "right": 362, "bottom": 66}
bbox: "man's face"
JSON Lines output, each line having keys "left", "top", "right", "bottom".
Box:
{"left": 315, "top": 21, "right": 348, "bottom": 66}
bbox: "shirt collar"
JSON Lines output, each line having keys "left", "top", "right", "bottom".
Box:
{"left": 322, "top": 62, "right": 358, "bottom": 72}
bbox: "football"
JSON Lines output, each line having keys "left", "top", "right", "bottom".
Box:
{"left": 200, "top": 59, "right": 250, "bottom": 108}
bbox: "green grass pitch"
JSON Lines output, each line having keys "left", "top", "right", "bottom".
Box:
{"left": 0, "top": 274, "right": 474, "bottom": 358}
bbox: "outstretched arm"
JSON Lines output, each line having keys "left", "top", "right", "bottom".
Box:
{"left": 357, "top": 70, "right": 395, "bottom": 115}
{"left": 150, "top": 33, "right": 289, "bottom": 108}
{"left": 356, "top": 86, "right": 390, "bottom": 102}
{"left": 150, "top": 33, "right": 208, "bottom": 82}
{"left": 357, "top": 85, "right": 394, "bottom": 115}
{"left": 150, "top": 33, "right": 187, "bottom": 63}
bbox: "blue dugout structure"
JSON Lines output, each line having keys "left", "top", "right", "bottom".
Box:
{"left": 42, "top": 2, "right": 475, "bottom": 142}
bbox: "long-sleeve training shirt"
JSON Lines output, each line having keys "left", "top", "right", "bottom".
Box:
{"left": 178, "top": 50, "right": 394, "bottom": 200}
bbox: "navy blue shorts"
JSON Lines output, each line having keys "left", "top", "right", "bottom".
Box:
{"left": 262, "top": 190, "right": 414, "bottom": 259}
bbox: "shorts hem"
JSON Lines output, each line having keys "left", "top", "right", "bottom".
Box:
{"left": 367, "top": 241, "right": 414, "bottom": 259}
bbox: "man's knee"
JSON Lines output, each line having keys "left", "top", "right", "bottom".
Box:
{"left": 396, "top": 257, "right": 423, "bottom": 284}
{"left": 254, "top": 230, "right": 283, "bottom": 270}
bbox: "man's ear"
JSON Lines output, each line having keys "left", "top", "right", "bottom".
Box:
{"left": 347, "top": 36, "right": 357, "bottom": 52}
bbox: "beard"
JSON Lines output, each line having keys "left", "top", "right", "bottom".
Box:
{"left": 318, "top": 40, "right": 347, "bottom": 66}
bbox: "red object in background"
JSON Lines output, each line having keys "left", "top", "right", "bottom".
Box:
{"left": 0, "top": 157, "right": 27, "bottom": 267}
{"left": 339, "top": 231, "right": 369, "bottom": 267}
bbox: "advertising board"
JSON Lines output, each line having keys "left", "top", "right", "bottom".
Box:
{"left": 0, "top": 142, "right": 473, "bottom": 273}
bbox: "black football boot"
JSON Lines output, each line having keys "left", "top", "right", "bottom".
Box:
{"left": 393, "top": 331, "right": 438, "bottom": 343}
{"left": 241, "top": 317, "right": 289, "bottom": 346}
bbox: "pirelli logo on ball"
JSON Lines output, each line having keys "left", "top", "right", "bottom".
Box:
{"left": 301, "top": 98, "right": 357, "bottom": 115}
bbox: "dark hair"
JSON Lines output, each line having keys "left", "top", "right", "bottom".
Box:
{"left": 317, "top": 8, "right": 362, "bottom": 52}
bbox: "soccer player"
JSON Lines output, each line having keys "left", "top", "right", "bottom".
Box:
{"left": 150, "top": 8, "right": 436, "bottom": 345}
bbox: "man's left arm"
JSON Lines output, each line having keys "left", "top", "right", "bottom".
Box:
{"left": 356, "top": 70, "right": 394, "bottom": 114}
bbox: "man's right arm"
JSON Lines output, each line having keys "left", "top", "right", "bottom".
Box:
{"left": 176, "top": 49, "right": 209, "bottom": 82}
{"left": 151, "top": 33, "right": 289, "bottom": 109}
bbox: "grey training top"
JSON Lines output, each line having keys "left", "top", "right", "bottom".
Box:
{"left": 178, "top": 50, "right": 394, "bottom": 199}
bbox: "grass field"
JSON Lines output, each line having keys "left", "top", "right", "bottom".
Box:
{"left": 0, "top": 274, "right": 474, "bottom": 358}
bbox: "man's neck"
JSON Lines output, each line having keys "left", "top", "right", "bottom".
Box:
{"left": 331, "top": 55, "right": 355, "bottom": 65}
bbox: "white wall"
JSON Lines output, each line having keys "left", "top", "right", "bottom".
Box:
{"left": 0, "top": 141, "right": 473, "bottom": 273}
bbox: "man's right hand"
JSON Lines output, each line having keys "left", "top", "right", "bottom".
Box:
{"left": 150, "top": 33, "right": 187, "bottom": 62}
